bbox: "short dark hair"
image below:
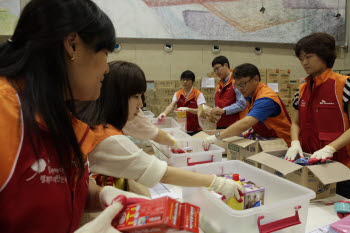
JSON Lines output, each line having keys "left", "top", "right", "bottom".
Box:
{"left": 180, "top": 70, "right": 195, "bottom": 82}
{"left": 0, "top": 0, "right": 115, "bottom": 175}
{"left": 212, "top": 56, "right": 230, "bottom": 68}
{"left": 294, "top": 32, "right": 336, "bottom": 68}
{"left": 102, "top": 61, "right": 147, "bottom": 130}
{"left": 233, "top": 63, "right": 261, "bottom": 81}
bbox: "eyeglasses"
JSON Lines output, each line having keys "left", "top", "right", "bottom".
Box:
{"left": 213, "top": 65, "right": 222, "bottom": 73}
{"left": 234, "top": 78, "right": 253, "bottom": 88}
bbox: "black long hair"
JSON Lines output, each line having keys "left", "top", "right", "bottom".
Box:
{"left": 76, "top": 61, "right": 147, "bottom": 130}
{"left": 0, "top": 0, "right": 116, "bottom": 174}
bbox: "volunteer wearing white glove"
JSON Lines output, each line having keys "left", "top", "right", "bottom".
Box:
{"left": 285, "top": 140, "right": 303, "bottom": 162}
{"left": 158, "top": 70, "right": 206, "bottom": 135}
{"left": 78, "top": 61, "right": 244, "bottom": 201}
{"left": 289, "top": 32, "right": 350, "bottom": 198}
{"left": 76, "top": 184, "right": 149, "bottom": 233}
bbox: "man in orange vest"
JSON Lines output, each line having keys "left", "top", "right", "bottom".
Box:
{"left": 158, "top": 70, "right": 206, "bottom": 135}
{"left": 210, "top": 56, "right": 247, "bottom": 129}
{"left": 203, "top": 63, "right": 292, "bottom": 148}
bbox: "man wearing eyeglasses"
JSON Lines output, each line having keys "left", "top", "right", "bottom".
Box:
{"left": 203, "top": 63, "right": 292, "bottom": 149}
{"left": 211, "top": 56, "right": 247, "bottom": 129}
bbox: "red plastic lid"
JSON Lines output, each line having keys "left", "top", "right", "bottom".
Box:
{"left": 232, "top": 174, "right": 239, "bottom": 181}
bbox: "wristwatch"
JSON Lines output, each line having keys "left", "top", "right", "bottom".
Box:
{"left": 215, "top": 131, "right": 222, "bottom": 141}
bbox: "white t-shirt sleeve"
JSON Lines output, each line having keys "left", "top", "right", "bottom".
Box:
{"left": 172, "top": 92, "right": 178, "bottom": 102}
{"left": 197, "top": 93, "right": 206, "bottom": 105}
{"left": 122, "top": 109, "right": 159, "bottom": 141}
{"left": 88, "top": 135, "right": 168, "bottom": 187}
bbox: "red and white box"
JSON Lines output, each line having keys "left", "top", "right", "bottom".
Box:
{"left": 114, "top": 197, "right": 199, "bottom": 233}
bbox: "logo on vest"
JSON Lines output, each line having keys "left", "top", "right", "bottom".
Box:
{"left": 320, "top": 99, "right": 335, "bottom": 105}
{"left": 300, "top": 100, "right": 306, "bottom": 108}
{"left": 26, "top": 158, "right": 67, "bottom": 184}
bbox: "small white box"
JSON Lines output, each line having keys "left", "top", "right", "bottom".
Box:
{"left": 182, "top": 161, "right": 315, "bottom": 233}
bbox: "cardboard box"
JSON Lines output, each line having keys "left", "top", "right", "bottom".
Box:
{"left": 175, "top": 80, "right": 182, "bottom": 88}
{"left": 278, "top": 88, "right": 290, "bottom": 98}
{"left": 193, "top": 79, "right": 201, "bottom": 89}
{"left": 115, "top": 197, "right": 199, "bottom": 233}
{"left": 159, "top": 98, "right": 173, "bottom": 106}
{"left": 155, "top": 88, "right": 177, "bottom": 98}
{"left": 247, "top": 151, "right": 350, "bottom": 199}
{"left": 266, "top": 69, "right": 279, "bottom": 83}
{"left": 259, "top": 68, "right": 267, "bottom": 84}
{"left": 201, "top": 88, "right": 216, "bottom": 96}
{"left": 226, "top": 137, "right": 288, "bottom": 166}
{"left": 279, "top": 69, "right": 290, "bottom": 84}
{"left": 155, "top": 80, "right": 176, "bottom": 89}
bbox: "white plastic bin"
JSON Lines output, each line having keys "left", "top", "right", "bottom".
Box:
{"left": 152, "top": 138, "right": 224, "bottom": 167}
{"left": 150, "top": 117, "right": 181, "bottom": 130}
{"left": 182, "top": 161, "right": 315, "bottom": 233}
{"left": 142, "top": 110, "right": 155, "bottom": 119}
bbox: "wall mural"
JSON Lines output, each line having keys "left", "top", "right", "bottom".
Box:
{"left": 95, "top": 0, "right": 346, "bottom": 44}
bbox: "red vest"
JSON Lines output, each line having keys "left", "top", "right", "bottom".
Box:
{"left": 176, "top": 88, "right": 202, "bottom": 132}
{"left": 0, "top": 118, "right": 93, "bottom": 233}
{"left": 215, "top": 73, "right": 240, "bottom": 127}
{"left": 247, "top": 82, "right": 292, "bottom": 146}
{"left": 298, "top": 69, "right": 350, "bottom": 167}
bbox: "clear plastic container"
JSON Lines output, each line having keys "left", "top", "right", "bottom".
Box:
{"left": 152, "top": 138, "right": 224, "bottom": 167}
{"left": 175, "top": 110, "right": 187, "bottom": 131}
{"left": 182, "top": 160, "right": 315, "bottom": 233}
{"left": 150, "top": 117, "right": 181, "bottom": 130}
{"left": 142, "top": 110, "right": 155, "bottom": 119}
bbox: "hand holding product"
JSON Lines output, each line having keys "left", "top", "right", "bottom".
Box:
{"left": 208, "top": 176, "right": 244, "bottom": 202}
{"left": 310, "top": 145, "right": 336, "bottom": 164}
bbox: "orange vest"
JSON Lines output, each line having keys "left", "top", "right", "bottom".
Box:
{"left": 247, "top": 82, "right": 292, "bottom": 145}
{"left": 176, "top": 88, "right": 202, "bottom": 131}
{"left": 92, "top": 124, "right": 123, "bottom": 148}
{"left": 298, "top": 69, "right": 350, "bottom": 167}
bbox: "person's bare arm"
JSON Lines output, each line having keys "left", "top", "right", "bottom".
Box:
{"left": 220, "top": 116, "right": 259, "bottom": 139}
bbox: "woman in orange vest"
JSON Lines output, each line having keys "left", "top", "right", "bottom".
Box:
{"left": 0, "top": 1, "right": 138, "bottom": 233}
{"left": 78, "top": 61, "right": 244, "bottom": 203}
{"left": 285, "top": 32, "right": 350, "bottom": 198}
{"left": 158, "top": 70, "right": 205, "bottom": 135}
{"left": 203, "top": 63, "right": 292, "bottom": 148}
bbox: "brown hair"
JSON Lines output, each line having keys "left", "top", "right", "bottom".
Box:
{"left": 294, "top": 32, "right": 336, "bottom": 68}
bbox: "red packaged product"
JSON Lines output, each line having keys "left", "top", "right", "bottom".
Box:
{"left": 113, "top": 197, "right": 199, "bottom": 233}
{"left": 180, "top": 203, "right": 200, "bottom": 233}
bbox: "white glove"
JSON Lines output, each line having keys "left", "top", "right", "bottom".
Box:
{"left": 157, "top": 112, "right": 166, "bottom": 119}
{"left": 310, "top": 145, "right": 336, "bottom": 164}
{"left": 75, "top": 195, "right": 125, "bottom": 233}
{"left": 285, "top": 140, "right": 304, "bottom": 162}
{"left": 99, "top": 186, "right": 150, "bottom": 208}
{"left": 168, "top": 134, "right": 186, "bottom": 153}
{"left": 202, "top": 135, "right": 218, "bottom": 151}
{"left": 177, "top": 107, "right": 189, "bottom": 112}
{"left": 208, "top": 176, "right": 244, "bottom": 202}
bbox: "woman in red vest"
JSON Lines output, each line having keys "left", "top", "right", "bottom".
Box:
{"left": 158, "top": 70, "right": 206, "bottom": 135}
{"left": 0, "top": 1, "right": 140, "bottom": 233}
{"left": 78, "top": 61, "right": 244, "bottom": 204}
{"left": 285, "top": 32, "right": 350, "bottom": 198}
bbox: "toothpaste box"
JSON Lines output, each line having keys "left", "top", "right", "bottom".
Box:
{"left": 114, "top": 197, "right": 199, "bottom": 233}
